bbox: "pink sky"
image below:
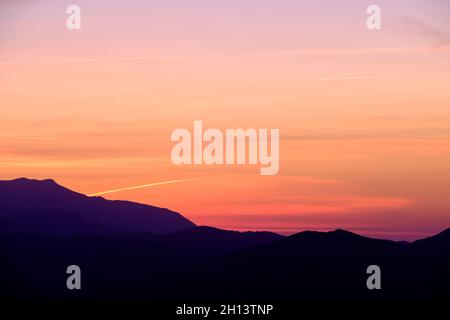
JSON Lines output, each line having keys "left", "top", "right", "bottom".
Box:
{"left": 1, "top": 0, "right": 450, "bottom": 240}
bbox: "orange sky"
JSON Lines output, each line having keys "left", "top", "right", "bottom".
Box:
{"left": 1, "top": 0, "right": 450, "bottom": 240}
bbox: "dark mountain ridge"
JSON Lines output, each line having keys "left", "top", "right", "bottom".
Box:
{"left": 1, "top": 177, "right": 449, "bottom": 300}
{"left": 0, "top": 177, "right": 195, "bottom": 235}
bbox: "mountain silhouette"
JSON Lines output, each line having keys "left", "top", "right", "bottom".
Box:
{"left": 2, "top": 227, "right": 449, "bottom": 300}
{"left": 0, "top": 178, "right": 195, "bottom": 236}
{"left": 208, "top": 229, "right": 405, "bottom": 299}
{"left": 163, "top": 226, "right": 283, "bottom": 257}
{"left": 410, "top": 227, "right": 450, "bottom": 249}
{"left": 0, "top": 178, "right": 449, "bottom": 300}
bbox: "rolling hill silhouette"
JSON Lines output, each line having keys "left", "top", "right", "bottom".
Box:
{"left": 0, "top": 178, "right": 449, "bottom": 300}
{"left": 164, "top": 226, "right": 283, "bottom": 256}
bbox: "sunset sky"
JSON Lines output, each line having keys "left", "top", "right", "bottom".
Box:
{"left": 1, "top": 0, "right": 450, "bottom": 240}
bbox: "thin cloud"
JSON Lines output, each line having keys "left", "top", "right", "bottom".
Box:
{"left": 2, "top": 46, "right": 450, "bottom": 65}
{"left": 202, "top": 74, "right": 420, "bottom": 86}
{"left": 259, "top": 46, "right": 450, "bottom": 56}
{"left": 0, "top": 54, "right": 210, "bottom": 65}
{"left": 397, "top": 15, "right": 450, "bottom": 47}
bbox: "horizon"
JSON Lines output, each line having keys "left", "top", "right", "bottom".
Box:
{"left": 2, "top": 176, "right": 449, "bottom": 242}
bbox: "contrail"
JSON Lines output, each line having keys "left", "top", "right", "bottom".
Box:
{"left": 88, "top": 178, "right": 195, "bottom": 197}
{"left": 259, "top": 46, "right": 450, "bottom": 56}
{"left": 0, "top": 54, "right": 209, "bottom": 65}
{"left": 3, "top": 46, "right": 449, "bottom": 65}
{"left": 202, "top": 74, "right": 421, "bottom": 85}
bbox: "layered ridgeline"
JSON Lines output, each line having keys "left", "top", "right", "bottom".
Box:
{"left": 0, "top": 178, "right": 195, "bottom": 236}
{"left": 1, "top": 178, "right": 449, "bottom": 300}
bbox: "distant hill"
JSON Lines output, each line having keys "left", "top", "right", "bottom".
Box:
{"left": 1, "top": 178, "right": 449, "bottom": 300}
{"left": 0, "top": 178, "right": 195, "bottom": 236}
{"left": 1, "top": 226, "right": 449, "bottom": 299}
{"left": 200, "top": 228, "right": 450, "bottom": 299}
{"left": 210, "top": 229, "right": 405, "bottom": 299}
{"left": 163, "top": 226, "right": 283, "bottom": 256}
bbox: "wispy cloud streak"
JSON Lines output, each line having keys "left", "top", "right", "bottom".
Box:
{"left": 0, "top": 54, "right": 208, "bottom": 65}
{"left": 202, "top": 74, "right": 422, "bottom": 85}
{"left": 2, "top": 46, "right": 449, "bottom": 65}
{"left": 260, "top": 46, "right": 450, "bottom": 56}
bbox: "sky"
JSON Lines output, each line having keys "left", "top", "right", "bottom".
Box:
{"left": 1, "top": 0, "right": 450, "bottom": 240}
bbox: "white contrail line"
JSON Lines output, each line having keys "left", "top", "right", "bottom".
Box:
{"left": 2, "top": 46, "right": 449, "bottom": 65}
{"left": 259, "top": 46, "right": 450, "bottom": 56}
{"left": 88, "top": 178, "right": 195, "bottom": 197}
{"left": 304, "top": 74, "right": 415, "bottom": 81}
{"left": 0, "top": 54, "right": 209, "bottom": 65}
{"left": 202, "top": 74, "right": 420, "bottom": 85}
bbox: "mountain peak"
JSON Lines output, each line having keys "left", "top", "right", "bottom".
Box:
{"left": 1, "top": 177, "right": 81, "bottom": 197}
{"left": 328, "top": 229, "right": 360, "bottom": 237}
{"left": 330, "top": 228, "right": 351, "bottom": 234}
{"left": 8, "top": 177, "right": 58, "bottom": 185}
{"left": 0, "top": 177, "right": 195, "bottom": 236}
{"left": 414, "top": 227, "right": 450, "bottom": 244}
